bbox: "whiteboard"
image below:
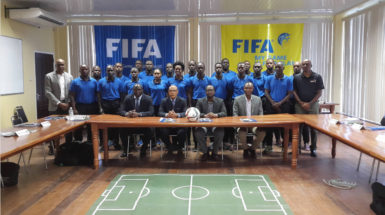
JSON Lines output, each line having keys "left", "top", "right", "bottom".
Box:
{"left": 0, "top": 36, "right": 24, "bottom": 95}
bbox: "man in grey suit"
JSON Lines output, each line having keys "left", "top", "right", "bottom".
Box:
{"left": 45, "top": 59, "right": 73, "bottom": 115}
{"left": 195, "top": 85, "right": 227, "bottom": 161}
{"left": 45, "top": 59, "right": 73, "bottom": 153}
{"left": 233, "top": 82, "right": 266, "bottom": 159}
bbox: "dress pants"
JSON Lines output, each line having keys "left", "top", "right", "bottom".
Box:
{"left": 295, "top": 102, "right": 319, "bottom": 150}
{"left": 120, "top": 128, "right": 152, "bottom": 153}
{"left": 195, "top": 127, "right": 224, "bottom": 154}
{"left": 159, "top": 127, "right": 187, "bottom": 151}
{"left": 73, "top": 103, "right": 99, "bottom": 142}
{"left": 238, "top": 127, "right": 266, "bottom": 150}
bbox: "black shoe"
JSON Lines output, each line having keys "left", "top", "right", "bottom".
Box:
{"left": 243, "top": 150, "right": 249, "bottom": 159}
{"left": 262, "top": 147, "right": 272, "bottom": 155}
{"left": 249, "top": 149, "right": 256, "bottom": 159}
{"left": 200, "top": 153, "right": 209, "bottom": 161}
{"left": 211, "top": 153, "right": 219, "bottom": 161}
{"left": 310, "top": 150, "right": 317, "bottom": 157}
{"left": 120, "top": 152, "right": 127, "bottom": 158}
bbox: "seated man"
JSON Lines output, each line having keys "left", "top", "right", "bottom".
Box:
{"left": 119, "top": 84, "right": 154, "bottom": 158}
{"left": 233, "top": 82, "right": 266, "bottom": 159}
{"left": 195, "top": 85, "right": 227, "bottom": 161}
{"left": 158, "top": 85, "right": 187, "bottom": 157}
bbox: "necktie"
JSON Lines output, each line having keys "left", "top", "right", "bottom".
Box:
{"left": 135, "top": 98, "right": 139, "bottom": 112}
{"left": 172, "top": 99, "right": 175, "bottom": 110}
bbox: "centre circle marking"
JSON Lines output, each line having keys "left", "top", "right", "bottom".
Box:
{"left": 172, "top": 185, "right": 210, "bottom": 200}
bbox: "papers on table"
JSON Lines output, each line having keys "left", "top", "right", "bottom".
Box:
{"left": 198, "top": 118, "right": 213, "bottom": 122}
{"left": 159, "top": 118, "right": 175, "bottom": 123}
{"left": 240, "top": 118, "right": 257, "bottom": 122}
{"left": 65, "top": 115, "right": 90, "bottom": 121}
{"left": 365, "top": 126, "right": 385, "bottom": 131}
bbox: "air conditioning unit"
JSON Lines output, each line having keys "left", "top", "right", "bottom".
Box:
{"left": 8, "top": 8, "right": 66, "bottom": 28}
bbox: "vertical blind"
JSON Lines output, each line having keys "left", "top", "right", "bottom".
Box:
{"left": 343, "top": 5, "right": 385, "bottom": 122}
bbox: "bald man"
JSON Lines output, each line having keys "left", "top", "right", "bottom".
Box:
{"left": 293, "top": 59, "right": 324, "bottom": 157}
{"left": 158, "top": 85, "right": 187, "bottom": 158}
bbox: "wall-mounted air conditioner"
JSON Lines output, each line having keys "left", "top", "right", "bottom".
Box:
{"left": 8, "top": 8, "right": 66, "bottom": 28}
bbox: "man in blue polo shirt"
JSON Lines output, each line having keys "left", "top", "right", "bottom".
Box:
{"left": 168, "top": 61, "right": 189, "bottom": 100}
{"left": 210, "top": 62, "right": 228, "bottom": 101}
{"left": 70, "top": 64, "right": 98, "bottom": 142}
{"left": 228, "top": 62, "right": 253, "bottom": 100}
{"left": 262, "top": 58, "right": 275, "bottom": 77}
{"left": 212, "top": 58, "right": 237, "bottom": 80}
{"left": 121, "top": 67, "right": 143, "bottom": 99}
{"left": 139, "top": 60, "right": 154, "bottom": 84}
{"left": 114, "top": 62, "right": 129, "bottom": 84}
{"left": 97, "top": 65, "right": 122, "bottom": 149}
{"left": 91, "top": 65, "right": 101, "bottom": 81}
{"left": 184, "top": 60, "right": 197, "bottom": 81}
{"left": 264, "top": 62, "right": 293, "bottom": 154}
{"left": 293, "top": 59, "right": 324, "bottom": 157}
{"left": 165, "top": 63, "right": 174, "bottom": 81}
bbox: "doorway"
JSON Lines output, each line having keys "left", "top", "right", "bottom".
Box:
{"left": 35, "top": 52, "right": 54, "bottom": 118}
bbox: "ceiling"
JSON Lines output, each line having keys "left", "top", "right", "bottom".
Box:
{"left": 4, "top": 0, "right": 369, "bottom": 20}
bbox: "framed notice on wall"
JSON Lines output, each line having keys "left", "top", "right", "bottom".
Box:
{"left": 0, "top": 35, "right": 24, "bottom": 95}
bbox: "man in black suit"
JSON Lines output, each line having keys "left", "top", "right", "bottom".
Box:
{"left": 158, "top": 85, "right": 187, "bottom": 157}
{"left": 119, "top": 84, "right": 154, "bottom": 158}
{"left": 195, "top": 85, "right": 227, "bottom": 161}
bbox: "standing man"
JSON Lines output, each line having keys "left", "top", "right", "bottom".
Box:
{"left": 184, "top": 60, "right": 197, "bottom": 81}
{"left": 135, "top": 60, "right": 144, "bottom": 73}
{"left": 139, "top": 60, "right": 155, "bottom": 83}
{"left": 195, "top": 85, "right": 227, "bottom": 161}
{"left": 210, "top": 62, "right": 228, "bottom": 101}
{"left": 264, "top": 62, "right": 293, "bottom": 154}
{"left": 45, "top": 58, "right": 73, "bottom": 152}
{"left": 262, "top": 58, "right": 275, "bottom": 77}
{"left": 114, "top": 62, "right": 129, "bottom": 88}
{"left": 119, "top": 84, "right": 154, "bottom": 158}
{"left": 69, "top": 64, "right": 99, "bottom": 142}
{"left": 293, "top": 59, "right": 324, "bottom": 157}
{"left": 228, "top": 62, "right": 252, "bottom": 100}
{"left": 233, "top": 82, "right": 266, "bottom": 159}
{"left": 165, "top": 62, "right": 174, "bottom": 81}
{"left": 97, "top": 65, "right": 122, "bottom": 150}
{"left": 158, "top": 85, "right": 187, "bottom": 157}
{"left": 121, "top": 67, "right": 143, "bottom": 99}
{"left": 212, "top": 58, "right": 237, "bottom": 80}
{"left": 91, "top": 65, "right": 102, "bottom": 81}
{"left": 244, "top": 60, "right": 251, "bottom": 76}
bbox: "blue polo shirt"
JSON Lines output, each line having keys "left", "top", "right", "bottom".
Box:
{"left": 264, "top": 75, "right": 293, "bottom": 102}
{"left": 228, "top": 75, "right": 253, "bottom": 99}
{"left": 116, "top": 75, "right": 129, "bottom": 90}
{"left": 250, "top": 73, "right": 265, "bottom": 97}
{"left": 186, "top": 76, "right": 211, "bottom": 100}
{"left": 139, "top": 71, "right": 154, "bottom": 83}
{"left": 145, "top": 80, "right": 169, "bottom": 106}
{"left": 122, "top": 79, "right": 144, "bottom": 95}
{"left": 209, "top": 76, "right": 228, "bottom": 100}
{"left": 262, "top": 70, "right": 275, "bottom": 78}
{"left": 168, "top": 78, "right": 189, "bottom": 99}
{"left": 69, "top": 77, "right": 98, "bottom": 104}
{"left": 184, "top": 73, "right": 196, "bottom": 80}
{"left": 97, "top": 77, "right": 122, "bottom": 100}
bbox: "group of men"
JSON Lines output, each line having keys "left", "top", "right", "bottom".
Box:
{"left": 45, "top": 57, "right": 324, "bottom": 160}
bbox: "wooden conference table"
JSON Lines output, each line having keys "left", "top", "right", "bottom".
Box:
{"left": 1, "top": 118, "right": 86, "bottom": 160}
{"left": 294, "top": 114, "right": 385, "bottom": 163}
{"left": 88, "top": 114, "right": 304, "bottom": 169}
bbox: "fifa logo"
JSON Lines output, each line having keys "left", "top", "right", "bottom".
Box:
{"left": 278, "top": 33, "right": 290, "bottom": 46}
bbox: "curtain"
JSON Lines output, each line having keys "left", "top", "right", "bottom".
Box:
{"left": 342, "top": 5, "right": 385, "bottom": 122}
{"left": 199, "top": 21, "right": 334, "bottom": 101}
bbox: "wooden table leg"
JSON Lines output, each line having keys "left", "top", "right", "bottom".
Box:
{"left": 283, "top": 127, "right": 289, "bottom": 161}
{"left": 332, "top": 138, "right": 337, "bottom": 158}
{"left": 91, "top": 123, "right": 99, "bottom": 170}
{"left": 103, "top": 128, "right": 108, "bottom": 161}
{"left": 291, "top": 124, "right": 299, "bottom": 169}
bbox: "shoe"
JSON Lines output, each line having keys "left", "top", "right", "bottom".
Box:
{"left": 262, "top": 146, "right": 272, "bottom": 155}
{"left": 200, "top": 153, "right": 209, "bottom": 161}
{"left": 177, "top": 150, "right": 184, "bottom": 158}
{"left": 120, "top": 152, "right": 127, "bottom": 158}
{"left": 310, "top": 150, "right": 317, "bottom": 157}
{"left": 305, "top": 144, "right": 310, "bottom": 151}
{"left": 243, "top": 150, "right": 249, "bottom": 159}
{"left": 249, "top": 150, "right": 256, "bottom": 159}
{"left": 211, "top": 153, "right": 219, "bottom": 161}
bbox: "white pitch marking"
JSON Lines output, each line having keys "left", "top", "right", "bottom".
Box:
{"left": 260, "top": 176, "right": 287, "bottom": 215}
{"left": 105, "top": 186, "right": 125, "bottom": 201}
{"left": 188, "top": 175, "right": 193, "bottom": 215}
{"left": 232, "top": 187, "right": 240, "bottom": 198}
{"left": 258, "top": 186, "right": 275, "bottom": 202}
{"left": 172, "top": 186, "right": 209, "bottom": 200}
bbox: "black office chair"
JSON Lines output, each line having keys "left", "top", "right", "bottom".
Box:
{"left": 381, "top": 115, "right": 385, "bottom": 126}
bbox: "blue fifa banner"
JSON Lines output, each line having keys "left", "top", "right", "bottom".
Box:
{"left": 94, "top": 26, "right": 175, "bottom": 77}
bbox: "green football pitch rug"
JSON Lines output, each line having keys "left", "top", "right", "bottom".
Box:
{"left": 87, "top": 174, "right": 293, "bottom": 215}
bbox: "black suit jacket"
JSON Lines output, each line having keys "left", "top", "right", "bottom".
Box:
{"left": 196, "top": 96, "right": 227, "bottom": 118}
{"left": 119, "top": 94, "right": 154, "bottom": 117}
{"left": 158, "top": 96, "right": 187, "bottom": 117}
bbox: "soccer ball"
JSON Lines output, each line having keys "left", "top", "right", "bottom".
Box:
{"left": 185, "top": 107, "right": 200, "bottom": 122}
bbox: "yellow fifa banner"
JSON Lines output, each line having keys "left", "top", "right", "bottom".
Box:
{"left": 221, "top": 24, "right": 304, "bottom": 76}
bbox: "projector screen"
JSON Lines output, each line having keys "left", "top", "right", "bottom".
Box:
{"left": 0, "top": 36, "right": 24, "bottom": 95}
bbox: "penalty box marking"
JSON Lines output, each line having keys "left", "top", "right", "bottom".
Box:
{"left": 93, "top": 177, "right": 149, "bottom": 214}
{"left": 234, "top": 178, "right": 287, "bottom": 214}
